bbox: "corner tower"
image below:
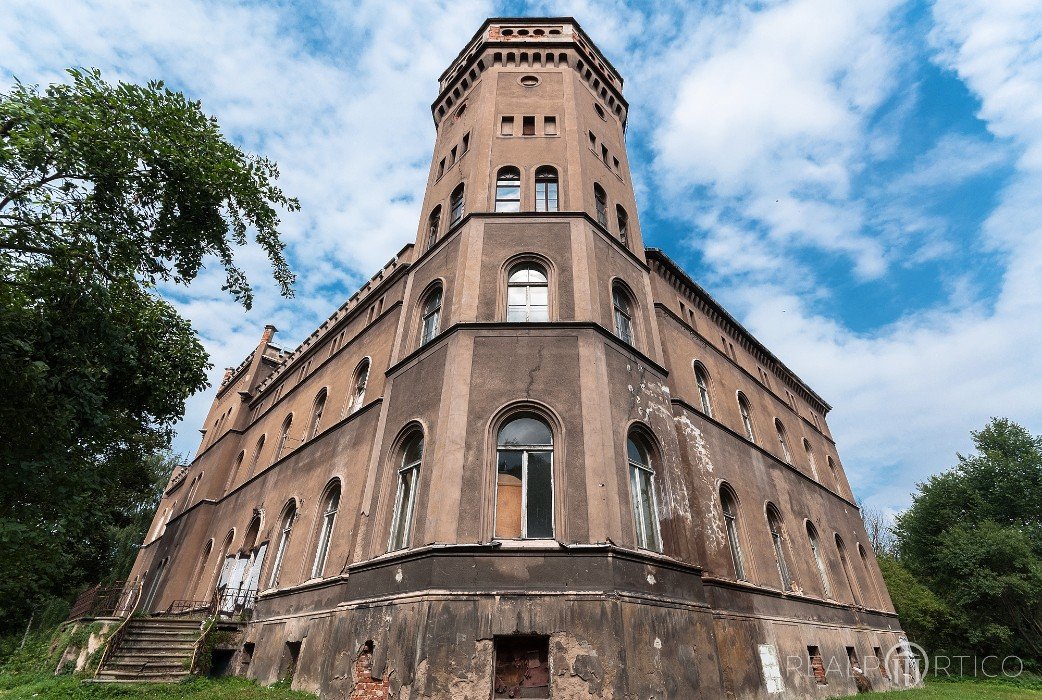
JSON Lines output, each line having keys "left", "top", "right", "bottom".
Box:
{"left": 119, "top": 16, "right": 915, "bottom": 700}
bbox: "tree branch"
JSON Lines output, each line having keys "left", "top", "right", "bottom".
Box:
{"left": 0, "top": 171, "right": 71, "bottom": 212}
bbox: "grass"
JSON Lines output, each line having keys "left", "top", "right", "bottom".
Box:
{"left": 0, "top": 675, "right": 315, "bottom": 699}
{"left": 863, "top": 675, "right": 1042, "bottom": 699}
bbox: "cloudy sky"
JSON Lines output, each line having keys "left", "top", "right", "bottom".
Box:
{"left": 3, "top": 0, "right": 1040, "bottom": 515}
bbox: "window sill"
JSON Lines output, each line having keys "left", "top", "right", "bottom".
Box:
{"left": 492, "top": 538, "right": 561, "bottom": 549}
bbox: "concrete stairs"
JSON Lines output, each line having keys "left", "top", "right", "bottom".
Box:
{"left": 93, "top": 616, "right": 205, "bottom": 683}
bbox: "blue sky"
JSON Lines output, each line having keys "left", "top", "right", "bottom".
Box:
{"left": 3, "top": 0, "right": 1041, "bottom": 517}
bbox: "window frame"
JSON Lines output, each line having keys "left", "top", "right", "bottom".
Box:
{"left": 506, "top": 262, "right": 550, "bottom": 322}
{"left": 534, "top": 165, "right": 559, "bottom": 212}
{"left": 308, "top": 389, "right": 327, "bottom": 441}
{"left": 426, "top": 205, "right": 441, "bottom": 250}
{"left": 693, "top": 362, "right": 713, "bottom": 418}
{"left": 494, "top": 166, "right": 522, "bottom": 212}
{"left": 275, "top": 414, "right": 294, "bottom": 461}
{"left": 268, "top": 500, "right": 296, "bottom": 588}
{"left": 627, "top": 432, "right": 662, "bottom": 552}
{"left": 449, "top": 184, "right": 465, "bottom": 225}
{"left": 775, "top": 418, "right": 793, "bottom": 465}
{"left": 494, "top": 415, "right": 555, "bottom": 540}
{"left": 388, "top": 433, "right": 424, "bottom": 551}
{"left": 720, "top": 485, "right": 747, "bottom": 580}
{"left": 766, "top": 504, "right": 794, "bottom": 592}
{"left": 593, "top": 182, "right": 608, "bottom": 226}
{"left": 310, "top": 484, "right": 340, "bottom": 579}
{"left": 806, "top": 521, "right": 832, "bottom": 598}
{"left": 737, "top": 392, "right": 755, "bottom": 442}
{"left": 419, "top": 286, "right": 443, "bottom": 346}
{"left": 612, "top": 283, "right": 636, "bottom": 346}
{"left": 348, "top": 359, "right": 370, "bottom": 414}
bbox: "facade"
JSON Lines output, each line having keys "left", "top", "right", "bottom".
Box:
{"left": 126, "top": 17, "right": 916, "bottom": 699}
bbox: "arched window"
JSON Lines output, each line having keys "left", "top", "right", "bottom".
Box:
{"left": 247, "top": 436, "right": 265, "bottom": 477}
{"left": 389, "top": 433, "right": 424, "bottom": 551}
{"left": 803, "top": 438, "right": 818, "bottom": 480}
{"left": 694, "top": 363, "right": 713, "bottom": 418}
{"left": 612, "top": 284, "right": 635, "bottom": 345}
{"left": 308, "top": 390, "right": 327, "bottom": 441}
{"left": 311, "top": 484, "right": 340, "bottom": 578}
{"left": 507, "top": 263, "right": 549, "bottom": 322}
{"left": 737, "top": 393, "right": 755, "bottom": 442}
{"left": 269, "top": 500, "right": 296, "bottom": 588}
{"left": 593, "top": 183, "right": 608, "bottom": 226}
{"left": 420, "top": 287, "right": 442, "bottom": 346}
{"left": 827, "top": 455, "right": 839, "bottom": 483}
{"left": 449, "top": 183, "right": 465, "bottom": 225}
{"left": 766, "top": 504, "right": 794, "bottom": 592}
{"left": 535, "top": 166, "right": 559, "bottom": 212}
{"left": 349, "top": 359, "right": 370, "bottom": 414}
{"left": 616, "top": 205, "right": 629, "bottom": 244}
{"left": 775, "top": 419, "right": 793, "bottom": 465}
{"left": 275, "top": 414, "right": 294, "bottom": 461}
{"left": 806, "top": 521, "right": 831, "bottom": 597}
{"left": 426, "top": 205, "right": 441, "bottom": 250}
{"left": 496, "top": 415, "right": 554, "bottom": 539}
{"left": 835, "top": 534, "right": 863, "bottom": 605}
{"left": 858, "top": 543, "right": 880, "bottom": 607}
{"left": 495, "top": 166, "right": 521, "bottom": 212}
{"left": 627, "top": 433, "right": 661, "bottom": 552}
{"left": 720, "top": 486, "right": 746, "bottom": 580}
{"left": 226, "top": 451, "right": 245, "bottom": 493}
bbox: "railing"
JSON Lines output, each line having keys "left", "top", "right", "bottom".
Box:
{"left": 91, "top": 581, "right": 143, "bottom": 679}
{"left": 67, "top": 581, "right": 136, "bottom": 620}
{"left": 162, "top": 599, "right": 216, "bottom": 616}
{"left": 213, "top": 588, "right": 258, "bottom": 618}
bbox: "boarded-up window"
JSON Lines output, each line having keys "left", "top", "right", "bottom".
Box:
{"left": 494, "top": 637, "right": 549, "bottom": 699}
{"left": 501, "top": 116, "right": 514, "bottom": 136}
{"left": 874, "top": 646, "right": 889, "bottom": 680}
{"left": 758, "top": 644, "right": 784, "bottom": 694}
{"left": 808, "top": 646, "right": 827, "bottom": 685}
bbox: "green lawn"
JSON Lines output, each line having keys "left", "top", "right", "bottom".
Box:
{"left": 864, "top": 677, "right": 1042, "bottom": 699}
{"left": 0, "top": 675, "right": 315, "bottom": 699}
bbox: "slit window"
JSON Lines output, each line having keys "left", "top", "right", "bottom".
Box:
{"left": 495, "top": 416, "right": 554, "bottom": 539}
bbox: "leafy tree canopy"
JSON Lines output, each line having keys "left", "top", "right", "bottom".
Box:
{"left": 0, "top": 68, "right": 297, "bottom": 633}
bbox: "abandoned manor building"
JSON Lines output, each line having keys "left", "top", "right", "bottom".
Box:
{"left": 122, "top": 17, "right": 916, "bottom": 699}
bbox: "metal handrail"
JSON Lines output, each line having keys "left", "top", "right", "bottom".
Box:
{"left": 92, "top": 581, "right": 143, "bottom": 679}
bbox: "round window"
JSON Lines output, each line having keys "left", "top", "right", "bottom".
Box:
{"left": 517, "top": 29, "right": 530, "bottom": 36}
{"left": 453, "top": 102, "right": 467, "bottom": 121}
{"left": 533, "top": 29, "right": 545, "bottom": 36}
{"left": 594, "top": 103, "right": 606, "bottom": 120}
{"left": 519, "top": 75, "right": 540, "bottom": 87}
{"left": 548, "top": 29, "right": 562, "bottom": 35}
{"left": 501, "top": 29, "right": 514, "bottom": 36}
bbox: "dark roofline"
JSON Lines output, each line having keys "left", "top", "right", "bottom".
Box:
{"left": 438, "top": 16, "right": 623, "bottom": 87}
{"left": 645, "top": 248, "right": 832, "bottom": 413}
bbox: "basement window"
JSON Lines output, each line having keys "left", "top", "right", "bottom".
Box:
{"left": 808, "top": 645, "right": 827, "bottom": 685}
{"left": 494, "top": 636, "right": 550, "bottom": 699}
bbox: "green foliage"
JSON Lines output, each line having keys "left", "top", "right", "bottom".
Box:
{"left": 895, "top": 418, "right": 1042, "bottom": 661}
{"left": 877, "top": 554, "right": 952, "bottom": 650}
{"left": 0, "top": 68, "right": 296, "bottom": 635}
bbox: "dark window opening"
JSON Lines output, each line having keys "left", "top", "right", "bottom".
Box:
{"left": 281, "top": 641, "right": 301, "bottom": 683}
{"left": 494, "top": 636, "right": 550, "bottom": 699}
{"left": 808, "top": 646, "right": 827, "bottom": 685}
{"left": 522, "top": 116, "right": 536, "bottom": 135}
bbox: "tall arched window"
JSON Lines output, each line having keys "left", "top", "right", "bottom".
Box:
{"left": 612, "top": 284, "right": 634, "bottom": 345}
{"left": 269, "top": 500, "right": 296, "bottom": 588}
{"left": 308, "top": 390, "right": 327, "bottom": 441}
{"left": 247, "top": 436, "right": 265, "bottom": 478}
{"left": 858, "top": 543, "right": 880, "bottom": 607}
{"left": 720, "top": 485, "right": 746, "bottom": 580}
{"left": 495, "top": 166, "right": 521, "bottom": 212}
{"left": 495, "top": 415, "right": 554, "bottom": 539}
{"left": 803, "top": 438, "right": 818, "bottom": 480}
{"left": 226, "top": 450, "right": 245, "bottom": 493}
{"left": 311, "top": 484, "right": 340, "bottom": 578}
{"left": 507, "top": 263, "right": 549, "bottom": 322}
{"left": 835, "top": 534, "right": 863, "bottom": 605}
{"left": 775, "top": 419, "right": 793, "bottom": 465}
{"left": 389, "top": 433, "right": 424, "bottom": 551}
{"left": 449, "top": 184, "right": 465, "bottom": 225}
{"left": 420, "top": 286, "right": 442, "bottom": 346}
{"left": 737, "top": 393, "right": 755, "bottom": 442}
{"left": 827, "top": 456, "right": 839, "bottom": 483}
{"left": 593, "top": 183, "right": 608, "bottom": 226}
{"left": 628, "top": 433, "right": 661, "bottom": 552}
{"left": 535, "top": 166, "right": 559, "bottom": 212}
{"left": 426, "top": 205, "right": 441, "bottom": 250}
{"left": 806, "top": 521, "right": 831, "bottom": 597}
{"left": 275, "top": 414, "right": 294, "bottom": 461}
{"left": 349, "top": 359, "right": 370, "bottom": 414}
{"left": 767, "top": 504, "right": 794, "bottom": 592}
{"left": 694, "top": 363, "right": 713, "bottom": 418}
{"left": 616, "top": 205, "right": 629, "bottom": 244}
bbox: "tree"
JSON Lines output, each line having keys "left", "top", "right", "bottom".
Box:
{"left": 0, "top": 68, "right": 297, "bottom": 633}
{"left": 859, "top": 501, "right": 898, "bottom": 558}
{"left": 895, "top": 418, "right": 1042, "bottom": 661}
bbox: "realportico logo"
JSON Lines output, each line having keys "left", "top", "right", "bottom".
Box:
{"left": 883, "top": 641, "right": 1024, "bottom": 680}
{"left": 884, "top": 640, "right": 928, "bottom": 680}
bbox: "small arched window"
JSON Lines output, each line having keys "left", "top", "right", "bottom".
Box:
{"left": 803, "top": 438, "right": 818, "bottom": 480}
{"left": 275, "top": 414, "right": 294, "bottom": 461}
{"left": 593, "top": 183, "right": 608, "bottom": 226}
{"left": 308, "top": 390, "right": 327, "bottom": 441}
{"left": 311, "top": 484, "right": 340, "bottom": 578}
{"left": 495, "top": 166, "right": 521, "bottom": 212}
{"left": 420, "top": 287, "right": 442, "bottom": 346}
{"left": 426, "top": 205, "right": 441, "bottom": 250}
{"left": 737, "top": 393, "right": 755, "bottom": 442}
{"left": 612, "top": 284, "right": 635, "bottom": 345}
{"left": 247, "top": 436, "right": 265, "bottom": 477}
{"left": 767, "top": 504, "right": 794, "bottom": 592}
{"left": 389, "top": 433, "right": 424, "bottom": 551}
{"left": 628, "top": 433, "right": 661, "bottom": 552}
{"left": 616, "top": 205, "right": 629, "bottom": 244}
{"left": 694, "top": 363, "right": 713, "bottom": 418}
{"left": 349, "top": 359, "right": 370, "bottom": 414}
{"left": 835, "top": 534, "right": 863, "bottom": 605}
{"left": 806, "top": 521, "right": 831, "bottom": 597}
{"left": 720, "top": 486, "right": 746, "bottom": 580}
{"left": 269, "top": 500, "right": 296, "bottom": 588}
{"left": 775, "top": 419, "right": 793, "bottom": 465}
{"left": 496, "top": 415, "right": 554, "bottom": 539}
{"left": 507, "top": 263, "right": 549, "bottom": 322}
{"left": 449, "top": 183, "right": 465, "bottom": 225}
{"left": 535, "top": 166, "right": 559, "bottom": 212}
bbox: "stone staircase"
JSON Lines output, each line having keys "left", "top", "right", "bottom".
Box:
{"left": 93, "top": 616, "right": 205, "bottom": 683}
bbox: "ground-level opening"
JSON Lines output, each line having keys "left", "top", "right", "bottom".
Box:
{"left": 494, "top": 635, "right": 550, "bottom": 699}
{"left": 281, "top": 641, "right": 301, "bottom": 683}
{"left": 808, "top": 645, "right": 827, "bottom": 686}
